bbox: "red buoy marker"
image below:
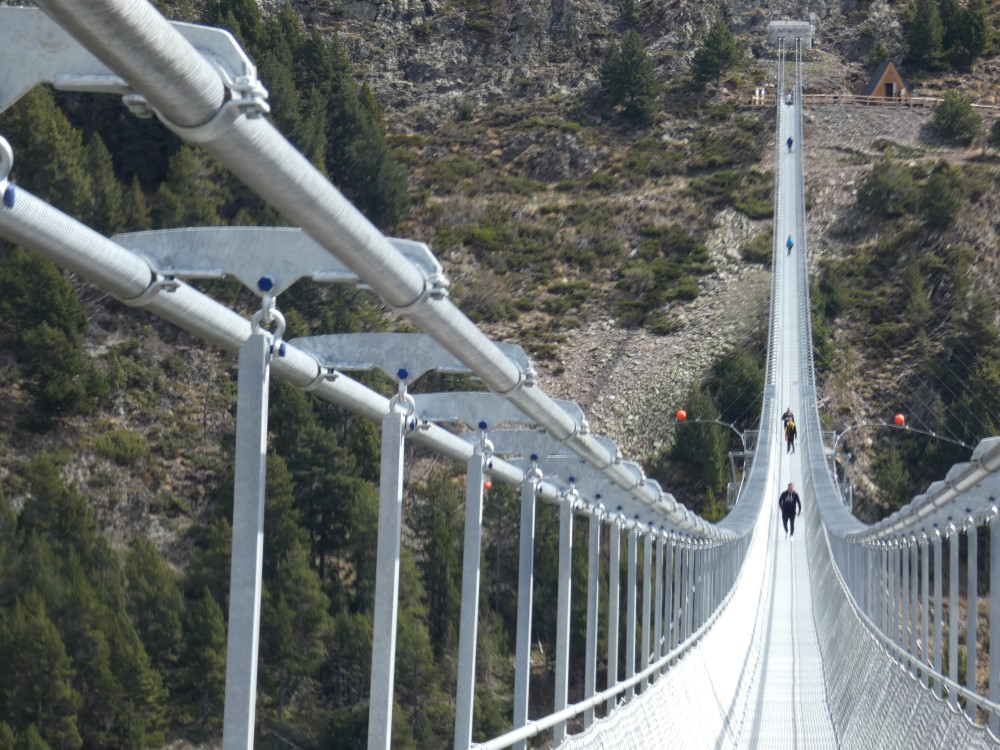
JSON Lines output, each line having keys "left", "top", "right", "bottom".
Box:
{"left": 894, "top": 413, "right": 905, "bottom": 426}
{"left": 676, "top": 409, "right": 687, "bottom": 421}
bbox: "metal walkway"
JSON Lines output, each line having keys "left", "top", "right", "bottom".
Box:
{"left": 736, "top": 81, "right": 837, "bottom": 749}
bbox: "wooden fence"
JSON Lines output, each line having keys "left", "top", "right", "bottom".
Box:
{"left": 743, "top": 92, "right": 1000, "bottom": 113}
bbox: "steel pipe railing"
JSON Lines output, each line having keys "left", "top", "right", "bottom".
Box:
{"left": 32, "top": 0, "right": 734, "bottom": 540}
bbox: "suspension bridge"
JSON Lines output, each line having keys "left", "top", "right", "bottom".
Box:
{"left": 2, "top": 4, "right": 1000, "bottom": 748}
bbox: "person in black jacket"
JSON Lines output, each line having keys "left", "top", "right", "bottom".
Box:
{"left": 779, "top": 483, "right": 802, "bottom": 540}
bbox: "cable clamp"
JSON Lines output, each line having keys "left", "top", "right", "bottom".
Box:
{"left": 387, "top": 269, "right": 450, "bottom": 315}
{"left": 118, "top": 272, "right": 180, "bottom": 308}
{"left": 148, "top": 58, "right": 270, "bottom": 143}
{"left": 302, "top": 365, "right": 337, "bottom": 393}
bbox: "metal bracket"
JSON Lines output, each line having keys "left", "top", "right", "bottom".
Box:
{"left": 0, "top": 8, "right": 266, "bottom": 117}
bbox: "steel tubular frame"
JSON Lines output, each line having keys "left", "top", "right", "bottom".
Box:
{"left": 29, "top": 0, "right": 728, "bottom": 543}
{"left": 8, "top": 5, "right": 1000, "bottom": 746}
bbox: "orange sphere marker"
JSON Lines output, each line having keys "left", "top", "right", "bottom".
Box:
{"left": 894, "top": 413, "right": 905, "bottom": 426}
{"left": 676, "top": 410, "right": 687, "bottom": 421}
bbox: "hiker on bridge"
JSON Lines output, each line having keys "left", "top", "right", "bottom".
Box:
{"left": 786, "top": 235, "right": 794, "bottom": 255}
{"left": 782, "top": 407, "right": 794, "bottom": 431}
{"left": 785, "top": 417, "right": 797, "bottom": 453}
{"left": 779, "top": 483, "right": 802, "bottom": 540}
{"left": 787, "top": 136, "right": 793, "bottom": 152}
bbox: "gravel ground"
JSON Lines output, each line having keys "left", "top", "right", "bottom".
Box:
{"left": 538, "top": 208, "right": 772, "bottom": 459}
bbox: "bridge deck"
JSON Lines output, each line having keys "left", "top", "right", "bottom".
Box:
{"left": 735, "top": 94, "right": 838, "bottom": 749}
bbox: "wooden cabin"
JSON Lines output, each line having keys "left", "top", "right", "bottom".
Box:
{"left": 861, "top": 61, "right": 909, "bottom": 101}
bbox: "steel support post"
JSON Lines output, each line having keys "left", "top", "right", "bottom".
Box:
{"left": 640, "top": 533, "right": 652, "bottom": 691}
{"left": 967, "top": 523, "right": 978, "bottom": 719}
{"left": 607, "top": 520, "right": 621, "bottom": 714}
{"left": 663, "top": 536, "right": 673, "bottom": 662}
{"left": 934, "top": 530, "right": 943, "bottom": 698}
{"left": 866, "top": 545, "right": 873, "bottom": 618}
{"left": 512, "top": 476, "right": 538, "bottom": 750}
{"left": 910, "top": 538, "right": 918, "bottom": 667}
{"left": 553, "top": 496, "right": 574, "bottom": 745}
{"left": 889, "top": 540, "right": 899, "bottom": 646}
{"left": 584, "top": 510, "right": 601, "bottom": 727}
{"left": 222, "top": 333, "right": 270, "bottom": 750}
{"left": 696, "top": 544, "right": 704, "bottom": 630}
{"left": 454, "top": 452, "right": 487, "bottom": 750}
{"left": 674, "top": 541, "right": 685, "bottom": 663}
{"left": 879, "top": 542, "right": 889, "bottom": 633}
{"left": 625, "top": 528, "right": 637, "bottom": 701}
{"left": 949, "top": 527, "right": 959, "bottom": 709}
{"left": 902, "top": 541, "right": 910, "bottom": 660}
{"left": 685, "top": 544, "right": 693, "bottom": 641}
{"left": 367, "top": 409, "right": 407, "bottom": 750}
{"left": 990, "top": 518, "right": 1000, "bottom": 736}
{"left": 921, "top": 535, "right": 930, "bottom": 687}
{"left": 654, "top": 535, "right": 664, "bottom": 674}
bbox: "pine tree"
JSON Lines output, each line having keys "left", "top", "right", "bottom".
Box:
{"left": 1, "top": 88, "right": 93, "bottom": 218}
{"left": 875, "top": 441, "right": 912, "bottom": 511}
{"left": 907, "top": 0, "right": 944, "bottom": 69}
{"left": 920, "top": 166, "right": 959, "bottom": 227}
{"left": 178, "top": 588, "right": 228, "bottom": 729}
{"left": 0, "top": 249, "right": 87, "bottom": 348}
{"left": 601, "top": 30, "right": 661, "bottom": 122}
{"left": 120, "top": 176, "right": 152, "bottom": 232}
{"left": 706, "top": 348, "right": 764, "bottom": 427}
{"left": 16, "top": 727, "right": 50, "bottom": 750}
{"left": 903, "top": 255, "right": 932, "bottom": 329}
{"left": 183, "top": 517, "right": 232, "bottom": 612}
{"left": 20, "top": 455, "right": 100, "bottom": 564}
{"left": 691, "top": 21, "right": 743, "bottom": 87}
{"left": 152, "top": 146, "right": 230, "bottom": 227}
{"left": 0, "top": 724, "right": 13, "bottom": 750}
{"left": 124, "top": 539, "right": 185, "bottom": 681}
{"left": 961, "top": 0, "right": 993, "bottom": 64}
{"left": 412, "top": 473, "right": 462, "bottom": 658}
{"left": 0, "top": 250, "right": 99, "bottom": 415}
{"left": 83, "top": 134, "right": 124, "bottom": 234}
{"left": 672, "top": 382, "right": 729, "bottom": 498}
{"left": 392, "top": 551, "right": 450, "bottom": 747}
{"left": 266, "top": 455, "right": 306, "bottom": 565}
{"left": 0, "top": 592, "right": 83, "bottom": 750}
{"left": 260, "top": 542, "right": 333, "bottom": 714}
{"left": 939, "top": 0, "right": 964, "bottom": 53}
{"left": 932, "top": 90, "right": 981, "bottom": 145}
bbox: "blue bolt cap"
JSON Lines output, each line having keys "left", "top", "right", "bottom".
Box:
{"left": 3, "top": 185, "right": 14, "bottom": 208}
{"left": 569, "top": 476, "right": 575, "bottom": 483}
{"left": 278, "top": 342, "right": 286, "bottom": 357}
{"left": 478, "top": 420, "right": 487, "bottom": 430}
{"left": 530, "top": 453, "right": 538, "bottom": 461}
{"left": 257, "top": 275, "right": 275, "bottom": 292}
{"left": 397, "top": 368, "right": 409, "bottom": 381}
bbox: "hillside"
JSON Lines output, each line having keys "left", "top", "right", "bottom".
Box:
{"left": 0, "top": 0, "right": 999, "bottom": 747}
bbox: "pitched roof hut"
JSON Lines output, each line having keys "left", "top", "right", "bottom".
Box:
{"left": 861, "top": 61, "right": 909, "bottom": 100}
